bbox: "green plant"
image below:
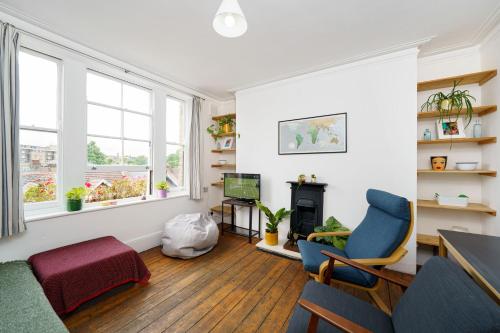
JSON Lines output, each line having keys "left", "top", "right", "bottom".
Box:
{"left": 24, "top": 182, "right": 56, "bottom": 203}
{"left": 65, "top": 187, "right": 87, "bottom": 200}
{"left": 255, "top": 200, "right": 293, "bottom": 233}
{"left": 313, "top": 216, "right": 350, "bottom": 249}
{"left": 218, "top": 116, "right": 234, "bottom": 128}
{"left": 421, "top": 80, "right": 476, "bottom": 127}
{"left": 155, "top": 181, "right": 170, "bottom": 191}
{"left": 206, "top": 124, "right": 217, "bottom": 135}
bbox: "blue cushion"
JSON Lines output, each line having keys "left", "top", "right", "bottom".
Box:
{"left": 287, "top": 281, "right": 394, "bottom": 333}
{"left": 298, "top": 240, "right": 377, "bottom": 287}
{"left": 344, "top": 190, "right": 410, "bottom": 261}
{"left": 393, "top": 257, "right": 500, "bottom": 332}
{"left": 366, "top": 189, "right": 410, "bottom": 220}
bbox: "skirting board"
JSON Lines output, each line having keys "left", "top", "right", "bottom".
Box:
{"left": 125, "top": 231, "right": 163, "bottom": 253}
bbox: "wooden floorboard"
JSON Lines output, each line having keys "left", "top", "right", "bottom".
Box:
{"left": 64, "top": 234, "right": 413, "bottom": 333}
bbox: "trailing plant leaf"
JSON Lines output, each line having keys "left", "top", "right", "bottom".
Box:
{"left": 296, "top": 133, "right": 304, "bottom": 148}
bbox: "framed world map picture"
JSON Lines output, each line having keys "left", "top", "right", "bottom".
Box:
{"left": 278, "top": 113, "right": 347, "bottom": 155}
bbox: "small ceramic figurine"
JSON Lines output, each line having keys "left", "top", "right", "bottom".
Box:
{"left": 423, "top": 129, "right": 432, "bottom": 141}
{"left": 431, "top": 156, "right": 447, "bottom": 171}
{"left": 473, "top": 120, "right": 482, "bottom": 138}
{"left": 311, "top": 174, "right": 317, "bottom": 183}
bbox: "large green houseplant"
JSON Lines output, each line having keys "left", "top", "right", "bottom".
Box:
{"left": 255, "top": 200, "right": 293, "bottom": 246}
{"left": 421, "top": 80, "right": 476, "bottom": 127}
{"left": 313, "top": 216, "right": 350, "bottom": 249}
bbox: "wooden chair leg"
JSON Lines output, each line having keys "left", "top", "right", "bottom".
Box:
{"left": 368, "top": 290, "right": 391, "bottom": 315}
{"left": 307, "top": 313, "right": 319, "bottom": 333}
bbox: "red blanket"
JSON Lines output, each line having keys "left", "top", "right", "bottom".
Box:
{"left": 29, "top": 236, "right": 150, "bottom": 315}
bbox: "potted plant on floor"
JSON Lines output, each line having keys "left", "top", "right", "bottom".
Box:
{"left": 155, "top": 181, "right": 170, "bottom": 198}
{"left": 255, "top": 200, "right": 293, "bottom": 246}
{"left": 66, "top": 187, "right": 87, "bottom": 212}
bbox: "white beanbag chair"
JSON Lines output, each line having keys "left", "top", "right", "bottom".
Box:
{"left": 161, "top": 213, "right": 219, "bottom": 259}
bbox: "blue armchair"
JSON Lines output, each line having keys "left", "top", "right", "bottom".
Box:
{"left": 297, "top": 189, "right": 414, "bottom": 314}
{"left": 287, "top": 254, "right": 500, "bottom": 333}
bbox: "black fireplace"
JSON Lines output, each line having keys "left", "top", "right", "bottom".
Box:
{"left": 286, "top": 181, "right": 327, "bottom": 246}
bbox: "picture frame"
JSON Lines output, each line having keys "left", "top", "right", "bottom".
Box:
{"left": 436, "top": 118, "right": 466, "bottom": 139}
{"left": 221, "top": 137, "right": 234, "bottom": 150}
{"left": 278, "top": 113, "right": 347, "bottom": 155}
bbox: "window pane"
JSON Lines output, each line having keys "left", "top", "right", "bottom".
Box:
{"left": 19, "top": 51, "right": 58, "bottom": 129}
{"left": 20, "top": 130, "right": 57, "bottom": 203}
{"left": 166, "top": 144, "right": 184, "bottom": 188}
{"left": 87, "top": 73, "right": 121, "bottom": 107}
{"left": 124, "top": 112, "right": 150, "bottom": 140}
{"left": 123, "top": 84, "right": 150, "bottom": 113}
{"left": 87, "top": 136, "right": 121, "bottom": 165}
{"left": 166, "top": 98, "right": 185, "bottom": 143}
{"left": 85, "top": 170, "right": 148, "bottom": 203}
{"left": 87, "top": 104, "right": 121, "bottom": 137}
{"left": 124, "top": 140, "right": 150, "bottom": 166}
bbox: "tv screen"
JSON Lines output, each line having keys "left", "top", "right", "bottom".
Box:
{"left": 224, "top": 173, "right": 260, "bottom": 201}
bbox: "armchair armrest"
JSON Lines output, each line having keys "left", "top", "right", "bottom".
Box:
{"left": 307, "top": 231, "right": 352, "bottom": 241}
{"left": 298, "top": 299, "right": 372, "bottom": 333}
{"left": 320, "top": 250, "right": 411, "bottom": 289}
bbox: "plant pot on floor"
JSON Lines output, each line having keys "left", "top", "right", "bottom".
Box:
{"left": 157, "top": 189, "right": 168, "bottom": 198}
{"left": 265, "top": 231, "right": 278, "bottom": 246}
{"left": 67, "top": 199, "right": 83, "bottom": 212}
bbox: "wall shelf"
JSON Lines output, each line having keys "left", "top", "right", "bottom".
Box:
{"left": 212, "top": 132, "right": 236, "bottom": 138}
{"left": 417, "top": 199, "right": 496, "bottom": 216}
{"left": 417, "top": 233, "right": 439, "bottom": 247}
{"left": 211, "top": 149, "right": 236, "bottom": 153}
{"left": 417, "top": 105, "right": 497, "bottom": 119}
{"left": 211, "top": 181, "right": 224, "bottom": 187}
{"left": 417, "top": 137, "right": 497, "bottom": 145}
{"left": 417, "top": 69, "right": 497, "bottom": 91}
{"left": 212, "top": 113, "right": 236, "bottom": 121}
{"left": 417, "top": 169, "right": 497, "bottom": 177}
{"left": 211, "top": 163, "right": 236, "bottom": 169}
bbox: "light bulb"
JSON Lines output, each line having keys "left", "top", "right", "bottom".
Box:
{"left": 224, "top": 14, "right": 236, "bottom": 28}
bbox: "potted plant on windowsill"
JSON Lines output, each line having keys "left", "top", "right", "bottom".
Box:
{"left": 255, "top": 200, "right": 293, "bottom": 246}
{"left": 66, "top": 187, "right": 87, "bottom": 212}
{"left": 155, "top": 181, "right": 170, "bottom": 198}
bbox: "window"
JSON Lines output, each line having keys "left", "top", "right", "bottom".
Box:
{"left": 166, "top": 97, "right": 186, "bottom": 190}
{"left": 19, "top": 50, "right": 60, "bottom": 205}
{"left": 86, "top": 72, "right": 152, "bottom": 202}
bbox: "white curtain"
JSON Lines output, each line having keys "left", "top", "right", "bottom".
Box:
{"left": 0, "top": 22, "right": 25, "bottom": 238}
{"left": 189, "top": 96, "right": 202, "bottom": 200}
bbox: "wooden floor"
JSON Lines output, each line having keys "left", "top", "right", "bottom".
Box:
{"left": 63, "top": 234, "right": 412, "bottom": 332}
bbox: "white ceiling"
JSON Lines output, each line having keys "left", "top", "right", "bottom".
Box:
{"left": 1, "top": 0, "right": 499, "bottom": 100}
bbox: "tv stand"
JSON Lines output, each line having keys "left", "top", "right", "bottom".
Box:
{"left": 220, "top": 198, "right": 261, "bottom": 243}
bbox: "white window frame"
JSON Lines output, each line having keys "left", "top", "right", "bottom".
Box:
{"left": 165, "top": 94, "right": 190, "bottom": 193}
{"left": 20, "top": 48, "right": 64, "bottom": 212}
{"left": 86, "top": 70, "right": 153, "bottom": 175}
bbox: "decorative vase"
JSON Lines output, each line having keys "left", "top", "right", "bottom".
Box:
{"left": 265, "top": 231, "right": 278, "bottom": 246}
{"left": 473, "top": 121, "right": 482, "bottom": 138}
{"left": 423, "top": 129, "right": 432, "bottom": 141}
{"left": 222, "top": 123, "right": 233, "bottom": 133}
{"left": 67, "top": 199, "right": 83, "bottom": 212}
{"left": 157, "top": 189, "right": 168, "bottom": 198}
{"left": 431, "top": 156, "right": 447, "bottom": 171}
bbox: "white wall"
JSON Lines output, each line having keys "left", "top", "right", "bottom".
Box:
{"left": 0, "top": 11, "right": 221, "bottom": 261}
{"left": 481, "top": 24, "right": 500, "bottom": 236}
{"left": 235, "top": 49, "right": 418, "bottom": 274}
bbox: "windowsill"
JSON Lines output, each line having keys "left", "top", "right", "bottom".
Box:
{"left": 25, "top": 191, "right": 189, "bottom": 223}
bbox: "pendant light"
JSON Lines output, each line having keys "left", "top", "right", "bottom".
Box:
{"left": 213, "top": 0, "right": 247, "bottom": 38}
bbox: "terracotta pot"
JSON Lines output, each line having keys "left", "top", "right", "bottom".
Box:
{"left": 265, "top": 231, "right": 278, "bottom": 246}
{"left": 222, "top": 123, "right": 233, "bottom": 133}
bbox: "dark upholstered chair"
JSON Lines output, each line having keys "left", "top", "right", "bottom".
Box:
{"left": 287, "top": 255, "right": 500, "bottom": 333}
{"left": 298, "top": 189, "right": 414, "bottom": 314}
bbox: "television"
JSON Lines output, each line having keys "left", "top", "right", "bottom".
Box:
{"left": 224, "top": 173, "right": 261, "bottom": 202}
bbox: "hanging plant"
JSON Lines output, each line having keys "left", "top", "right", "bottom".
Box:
{"left": 421, "top": 80, "right": 476, "bottom": 127}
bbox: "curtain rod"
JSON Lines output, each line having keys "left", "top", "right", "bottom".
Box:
{"left": 13, "top": 25, "right": 205, "bottom": 101}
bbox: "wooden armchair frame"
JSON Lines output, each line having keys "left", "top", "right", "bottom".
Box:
{"left": 298, "top": 251, "right": 411, "bottom": 333}
{"left": 305, "top": 202, "right": 414, "bottom": 314}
